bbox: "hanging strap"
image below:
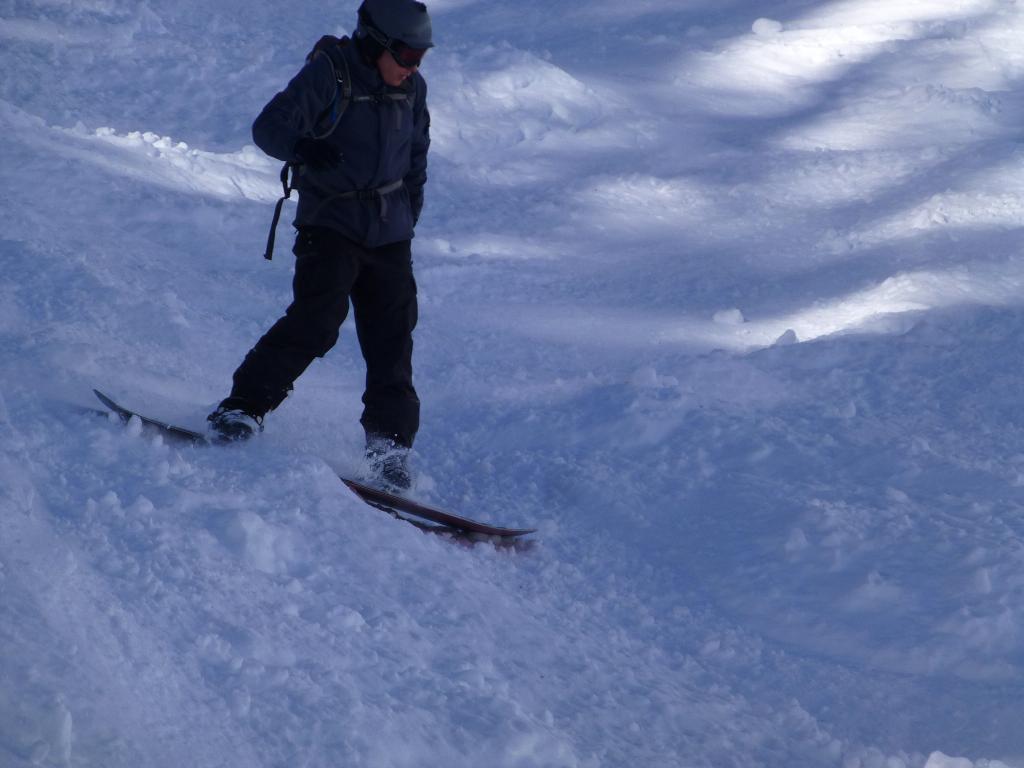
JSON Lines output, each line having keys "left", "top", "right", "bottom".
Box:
{"left": 264, "top": 163, "right": 296, "bottom": 261}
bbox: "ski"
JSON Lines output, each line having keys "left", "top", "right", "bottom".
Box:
{"left": 93, "top": 389, "right": 208, "bottom": 444}
{"left": 340, "top": 477, "right": 535, "bottom": 539}
{"left": 90, "top": 389, "right": 536, "bottom": 542}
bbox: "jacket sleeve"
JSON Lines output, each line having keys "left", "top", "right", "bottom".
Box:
{"left": 252, "top": 54, "right": 336, "bottom": 162}
{"left": 405, "top": 77, "right": 430, "bottom": 226}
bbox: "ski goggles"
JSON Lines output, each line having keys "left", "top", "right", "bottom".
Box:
{"left": 365, "top": 23, "right": 427, "bottom": 69}
{"left": 387, "top": 40, "right": 427, "bottom": 69}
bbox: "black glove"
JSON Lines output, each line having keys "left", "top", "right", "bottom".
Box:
{"left": 293, "top": 138, "right": 342, "bottom": 170}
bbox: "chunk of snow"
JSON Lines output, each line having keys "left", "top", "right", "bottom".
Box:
{"left": 752, "top": 18, "right": 783, "bottom": 36}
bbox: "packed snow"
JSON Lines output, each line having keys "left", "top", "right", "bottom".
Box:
{"left": 2, "top": 0, "right": 1024, "bottom": 766}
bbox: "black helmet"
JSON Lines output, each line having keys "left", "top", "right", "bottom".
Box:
{"left": 357, "top": 0, "right": 434, "bottom": 49}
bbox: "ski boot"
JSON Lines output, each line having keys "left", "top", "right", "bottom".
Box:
{"left": 207, "top": 398, "right": 264, "bottom": 443}
{"left": 364, "top": 436, "right": 412, "bottom": 493}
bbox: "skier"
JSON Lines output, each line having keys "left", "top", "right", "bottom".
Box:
{"left": 207, "top": 0, "right": 433, "bottom": 491}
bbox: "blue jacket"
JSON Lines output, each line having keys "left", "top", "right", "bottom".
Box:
{"left": 253, "top": 40, "right": 430, "bottom": 248}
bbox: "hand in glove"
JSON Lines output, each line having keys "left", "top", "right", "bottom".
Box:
{"left": 293, "top": 138, "right": 342, "bottom": 170}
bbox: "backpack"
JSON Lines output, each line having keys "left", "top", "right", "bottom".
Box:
{"left": 263, "top": 37, "right": 352, "bottom": 260}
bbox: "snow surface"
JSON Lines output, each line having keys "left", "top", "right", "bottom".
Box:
{"left": 2, "top": 0, "right": 1024, "bottom": 766}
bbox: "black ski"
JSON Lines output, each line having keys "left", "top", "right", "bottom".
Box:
{"left": 93, "top": 389, "right": 207, "bottom": 444}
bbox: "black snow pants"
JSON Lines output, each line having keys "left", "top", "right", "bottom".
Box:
{"left": 229, "top": 226, "right": 420, "bottom": 447}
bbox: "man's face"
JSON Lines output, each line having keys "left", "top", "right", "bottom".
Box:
{"left": 377, "top": 50, "right": 418, "bottom": 87}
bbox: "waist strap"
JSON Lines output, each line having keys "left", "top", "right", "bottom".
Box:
{"left": 321, "top": 179, "right": 405, "bottom": 221}
{"left": 263, "top": 175, "right": 405, "bottom": 260}
{"left": 331, "top": 178, "right": 403, "bottom": 217}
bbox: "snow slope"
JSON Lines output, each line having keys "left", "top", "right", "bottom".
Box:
{"left": 2, "top": 0, "right": 1024, "bottom": 766}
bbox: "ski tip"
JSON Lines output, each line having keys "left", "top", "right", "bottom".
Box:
{"left": 93, "top": 388, "right": 118, "bottom": 410}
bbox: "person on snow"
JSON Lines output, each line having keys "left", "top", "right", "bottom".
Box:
{"left": 207, "top": 0, "right": 433, "bottom": 491}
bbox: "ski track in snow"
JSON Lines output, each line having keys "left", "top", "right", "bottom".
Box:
{"left": 3, "top": 0, "right": 1024, "bottom": 766}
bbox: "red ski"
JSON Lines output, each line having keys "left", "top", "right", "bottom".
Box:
{"left": 340, "top": 476, "right": 535, "bottom": 539}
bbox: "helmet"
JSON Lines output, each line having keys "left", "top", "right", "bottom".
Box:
{"left": 358, "top": 0, "right": 434, "bottom": 49}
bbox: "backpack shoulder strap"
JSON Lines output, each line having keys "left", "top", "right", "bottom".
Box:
{"left": 305, "top": 34, "right": 343, "bottom": 63}
{"left": 309, "top": 37, "right": 353, "bottom": 140}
